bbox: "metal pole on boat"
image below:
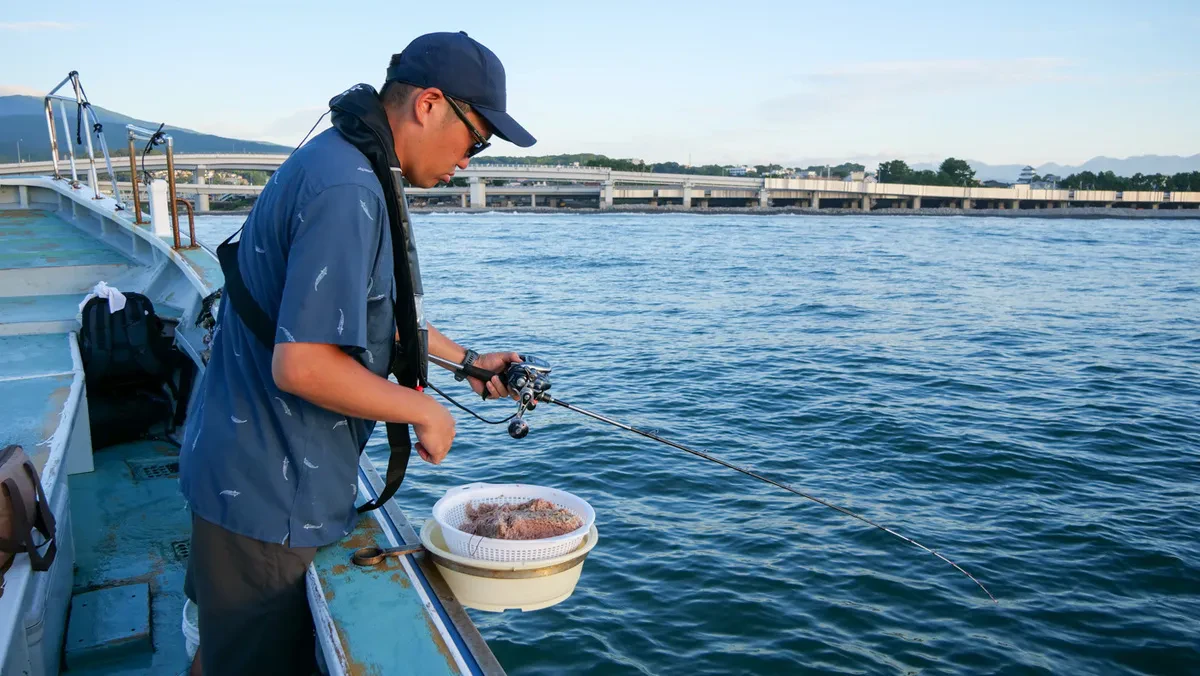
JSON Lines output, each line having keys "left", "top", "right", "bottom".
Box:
{"left": 165, "top": 136, "right": 181, "bottom": 248}
{"left": 68, "top": 74, "right": 103, "bottom": 200}
{"left": 128, "top": 133, "right": 146, "bottom": 225}
{"left": 43, "top": 97, "right": 62, "bottom": 181}
{"left": 59, "top": 101, "right": 79, "bottom": 185}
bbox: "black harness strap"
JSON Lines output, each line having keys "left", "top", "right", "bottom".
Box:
{"left": 216, "top": 229, "right": 276, "bottom": 347}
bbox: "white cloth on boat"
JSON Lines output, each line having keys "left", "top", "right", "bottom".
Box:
{"left": 78, "top": 281, "right": 128, "bottom": 314}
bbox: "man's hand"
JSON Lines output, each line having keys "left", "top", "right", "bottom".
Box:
{"left": 413, "top": 403, "right": 456, "bottom": 464}
{"left": 468, "top": 351, "right": 522, "bottom": 400}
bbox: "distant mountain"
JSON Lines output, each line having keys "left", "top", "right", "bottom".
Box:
{"left": 0, "top": 95, "right": 289, "bottom": 164}
{"left": 910, "top": 155, "right": 1200, "bottom": 183}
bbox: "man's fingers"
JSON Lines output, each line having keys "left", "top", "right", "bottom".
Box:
{"left": 489, "top": 375, "right": 508, "bottom": 398}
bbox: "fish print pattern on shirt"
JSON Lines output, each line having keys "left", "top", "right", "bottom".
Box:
{"left": 314, "top": 266, "right": 328, "bottom": 291}
{"left": 220, "top": 489, "right": 241, "bottom": 497}
{"left": 303, "top": 458, "right": 319, "bottom": 469}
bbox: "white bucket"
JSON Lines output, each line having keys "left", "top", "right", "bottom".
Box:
{"left": 182, "top": 599, "right": 199, "bottom": 660}
{"left": 419, "top": 519, "right": 599, "bottom": 612}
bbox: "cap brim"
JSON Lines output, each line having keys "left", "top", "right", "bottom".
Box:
{"left": 473, "top": 106, "right": 536, "bottom": 148}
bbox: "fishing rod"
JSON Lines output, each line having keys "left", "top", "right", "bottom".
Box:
{"left": 426, "top": 354, "right": 997, "bottom": 603}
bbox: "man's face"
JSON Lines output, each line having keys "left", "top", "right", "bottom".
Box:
{"left": 399, "top": 90, "right": 493, "bottom": 188}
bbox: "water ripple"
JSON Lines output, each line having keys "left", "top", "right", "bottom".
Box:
{"left": 197, "top": 213, "right": 1200, "bottom": 675}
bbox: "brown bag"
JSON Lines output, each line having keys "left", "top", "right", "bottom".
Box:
{"left": 0, "top": 445, "right": 57, "bottom": 591}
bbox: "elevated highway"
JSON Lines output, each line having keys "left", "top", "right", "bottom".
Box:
{"left": 4, "top": 155, "right": 1197, "bottom": 212}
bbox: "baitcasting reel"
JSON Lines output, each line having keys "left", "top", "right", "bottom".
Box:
{"left": 428, "top": 352, "right": 554, "bottom": 439}
{"left": 501, "top": 355, "right": 552, "bottom": 439}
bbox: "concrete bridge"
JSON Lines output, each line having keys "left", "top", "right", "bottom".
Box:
{"left": 3, "top": 154, "right": 1198, "bottom": 212}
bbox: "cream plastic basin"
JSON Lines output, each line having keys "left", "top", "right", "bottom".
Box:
{"left": 419, "top": 519, "right": 599, "bottom": 612}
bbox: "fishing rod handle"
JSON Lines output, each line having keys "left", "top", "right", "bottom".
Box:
{"left": 459, "top": 363, "right": 500, "bottom": 399}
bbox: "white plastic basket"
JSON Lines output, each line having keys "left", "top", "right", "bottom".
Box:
{"left": 432, "top": 483, "right": 595, "bottom": 562}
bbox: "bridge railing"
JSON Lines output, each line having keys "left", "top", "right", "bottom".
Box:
{"left": 42, "top": 71, "right": 124, "bottom": 209}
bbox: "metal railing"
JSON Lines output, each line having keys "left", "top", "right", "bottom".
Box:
{"left": 43, "top": 71, "right": 124, "bottom": 209}
{"left": 127, "top": 124, "right": 195, "bottom": 249}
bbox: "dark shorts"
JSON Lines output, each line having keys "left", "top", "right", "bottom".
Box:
{"left": 184, "top": 512, "right": 318, "bottom": 675}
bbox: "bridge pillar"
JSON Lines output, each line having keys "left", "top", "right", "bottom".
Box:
{"left": 861, "top": 196, "right": 872, "bottom": 211}
{"left": 962, "top": 198, "right": 972, "bottom": 210}
{"left": 530, "top": 193, "right": 536, "bottom": 207}
{"left": 1011, "top": 200, "right": 1020, "bottom": 210}
{"left": 681, "top": 183, "right": 693, "bottom": 208}
{"left": 469, "top": 177, "right": 486, "bottom": 208}
{"left": 911, "top": 196, "right": 921, "bottom": 209}
{"left": 758, "top": 189, "right": 770, "bottom": 208}
{"left": 601, "top": 181, "right": 614, "bottom": 209}
{"left": 811, "top": 194, "right": 820, "bottom": 209}
{"left": 194, "top": 165, "right": 209, "bottom": 211}
{"left": 460, "top": 193, "right": 468, "bottom": 208}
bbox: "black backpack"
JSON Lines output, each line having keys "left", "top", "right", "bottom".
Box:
{"left": 79, "top": 292, "right": 183, "bottom": 447}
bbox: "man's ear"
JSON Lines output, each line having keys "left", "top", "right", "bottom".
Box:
{"left": 412, "top": 88, "right": 444, "bottom": 128}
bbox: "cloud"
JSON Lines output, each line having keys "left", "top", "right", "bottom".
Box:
{"left": 0, "top": 21, "right": 78, "bottom": 31}
{"left": 762, "top": 57, "right": 1075, "bottom": 119}
{"left": 0, "top": 84, "right": 42, "bottom": 96}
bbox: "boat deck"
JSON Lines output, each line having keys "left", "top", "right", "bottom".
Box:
{"left": 0, "top": 189, "right": 500, "bottom": 675}
{"left": 67, "top": 438, "right": 190, "bottom": 675}
{"left": 0, "top": 206, "right": 191, "bottom": 674}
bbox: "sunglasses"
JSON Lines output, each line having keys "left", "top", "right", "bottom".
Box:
{"left": 445, "top": 97, "right": 491, "bottom": 158}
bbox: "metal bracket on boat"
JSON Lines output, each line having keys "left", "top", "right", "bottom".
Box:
{"left": 350, "top": 543, "right": 426, "bottom": 567}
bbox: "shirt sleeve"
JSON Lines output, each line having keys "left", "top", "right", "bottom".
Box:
{"left": 275, "top": 184, "right": 384, "bottom": 351}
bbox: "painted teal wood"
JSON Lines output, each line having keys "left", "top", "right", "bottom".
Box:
{"left": 313, "top": 506, "right": 463, "bottom": 676}
{"left": 64, "top": 584, "right": 151, "bottom": 668}
{"left": 0, "top": 373, "right": 74, "bottom": 472}
{"left": 69, "top": 439, "right": 192, "bottom": 675}
{"left": 0, "top": 210, "right": 133, "bottom": 268}
{"left": 0, "top": 295, "right": 83, "bottom": 326}
{"left": 0, "top": 334, "right": 72, "bottom": 378}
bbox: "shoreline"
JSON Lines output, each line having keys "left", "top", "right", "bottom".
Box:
{"left": 199, "top": 205, "right": 1200, "bottom": 219}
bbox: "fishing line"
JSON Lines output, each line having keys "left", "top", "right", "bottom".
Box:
{"left": 542, "top": 393, "right": 997, "bottom": 603}
{"left": 427, "top": 355, "right": 997, "bottom": 602}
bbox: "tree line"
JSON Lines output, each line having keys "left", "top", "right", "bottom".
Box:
{"left": 1056, "top": 170, "right": 1200, "bottom": 191}
{"left": 876, "top": 158, "right": 977, "bottom": 186}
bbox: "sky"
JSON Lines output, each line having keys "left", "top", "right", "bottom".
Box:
{"left": 2, "top": 0, "right": 1198, "bottom": 168}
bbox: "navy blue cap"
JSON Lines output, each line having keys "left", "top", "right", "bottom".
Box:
{"left": 386, "top": 32, "right": 536, "bottom": 148}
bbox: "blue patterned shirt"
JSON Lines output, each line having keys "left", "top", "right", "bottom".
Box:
{"left": 180, "top": 128, "right": 396, "bottom": 547}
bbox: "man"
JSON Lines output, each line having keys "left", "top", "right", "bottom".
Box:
{"left": 179, "top": 31, "right": 536, "bottom": 675}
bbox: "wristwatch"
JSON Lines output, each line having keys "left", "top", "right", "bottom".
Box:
{"left": 454, "top": 349, "right": 479, "bottom": 381}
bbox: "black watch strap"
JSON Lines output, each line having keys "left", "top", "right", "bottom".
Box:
{"left": 454, "top": 349, "right": 479, "bottom": 381}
